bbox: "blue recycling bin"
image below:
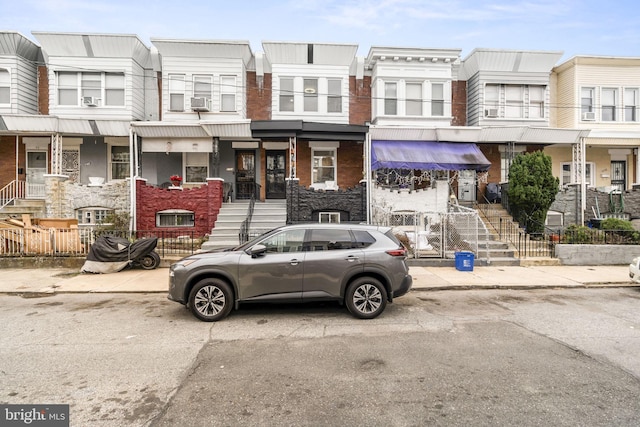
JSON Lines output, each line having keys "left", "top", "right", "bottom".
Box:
{"left": 455, "top": 251, "right": 474, "bottom": 271}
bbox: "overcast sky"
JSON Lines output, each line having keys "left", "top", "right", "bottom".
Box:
{"left": 3, "top": 0, "right": 639, "bottom": 62}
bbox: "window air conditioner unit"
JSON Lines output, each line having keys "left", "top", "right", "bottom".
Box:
{"left": 485, "top": 108, "right": 498, "bottom": 118}
{"left": 83, "top": 96, "right": 98, "bottom": 107}
{"left": 190, "top": 97, "right": 210, "bottom": 112}
{"left": 582, "top": 111, "right": 596, "bottom": 121}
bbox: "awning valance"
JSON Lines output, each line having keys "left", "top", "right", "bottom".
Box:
{"left": 371, "top": 140, "right": 491, "bottom": 172}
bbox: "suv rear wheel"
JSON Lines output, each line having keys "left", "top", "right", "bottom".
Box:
{"left": 188, "top": 278, "right": 233, "bottom": 322}
{"left": 345, "top": 277, "right": 387, "bottom": 319}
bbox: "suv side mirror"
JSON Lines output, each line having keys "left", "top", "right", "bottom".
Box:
{"left": 248, "top": 244, "right": 267, "bottom": 257}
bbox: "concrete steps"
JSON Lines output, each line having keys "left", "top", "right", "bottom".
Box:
{"left": 0, "top": 199, "right": 46, "bottom": 218}
{"left": 201, "top": 200, "right": 287, "bottom": 250}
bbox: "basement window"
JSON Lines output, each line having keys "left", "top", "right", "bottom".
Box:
{"left": 76, "top": 207, "right": 113, "bottom": 225}
{"left": 156, "top": 209, "right": 195, "bottom": 227}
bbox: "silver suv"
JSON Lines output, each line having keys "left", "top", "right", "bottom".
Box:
{"left": 168, "top": 224, "right": 412, "bottom": 321}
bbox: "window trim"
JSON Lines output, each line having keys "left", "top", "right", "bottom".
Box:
{"left": 0, "top": 68, "right": 10, "bottom": 105}
{"left": 624, "top": 87, "right": 638, "bottom": 122}
{"left": 220, "top": 75, "right": 236, "bottom": 112}
{"left": 168, "top": 74, "right": 185, "bottom": 112}
{"left": 156, "top": 209, "right": 195, "bottom": 228}
{"left": 311, "top": 146, "right": 338, "bottom": 187}
{"left": 109, "top": 143, "right": 130, "bottom": 181}
{"left": 303, "top": 78, "right": 319, "bottom": 112}
{"left": 327, "top": 78, "right": 342, "bottom": 113}
{"left": 601, "top": 87, "right": 618, "bottom": 122}
{"left": 384, "top": 81, "right": 398, "bottom": 116}
{"left": 184, "top": 152, "right": 209, "bottom": 184}
{"left": 431, "top": 82, "right": 444, "bottom": 117}
{"left": 405, "top": 82, "right": 423, "bottom": 116}
{"left": 560, "top": 161, "right": 595, "bottom": 188}
{"left": 278, "top": 77, "right": 294, "bottom": 112}
{"left": 76, "top": 207, "right": 113, "bottom": 226}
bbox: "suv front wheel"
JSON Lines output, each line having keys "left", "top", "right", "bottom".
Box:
{"left": 345, "top": 277, "right": 387, "bottom": 319}
{"left": 188, "top": 278, "right": 233, "bottom": 322}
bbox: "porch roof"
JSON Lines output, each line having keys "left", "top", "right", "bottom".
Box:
{"left": 0, "top": 115, "right": 132, "bottom": 137}
{"left": 131, "top": 121, "right": 254, "bottom": 139}
{"left": 371, "top": 140, "right": 491, "bottom": 172}
{"left": 251, "top": 120, "right": 368, "bottom": 141}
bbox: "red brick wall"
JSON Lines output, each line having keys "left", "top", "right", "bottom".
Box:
{"left": 38, "top": 66, "right": 49, "bottom": 115}
{"left": 247, "top": 71, "right": 272, "bottom": 120}
{"left": 0, "top": 136, "right": 18, "bottom": 187}
{"left": 135, "top": 179, "right": 223, "bottom": 237}
{"left": 451, "top": 80, "right": 466, "bottom": 126}
{"left": 295, "top": 141, "right": 363, "bottom": 189}
{"left": 349, "top": 76, "right": 371, "bottom": 125}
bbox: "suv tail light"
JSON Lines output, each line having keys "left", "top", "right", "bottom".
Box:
{"left": 386, "top": 247, "right": 407, "bottom": 257}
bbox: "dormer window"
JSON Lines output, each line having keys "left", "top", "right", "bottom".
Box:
{"left": 56, "top": 71, "right": 125, "bottom": 107}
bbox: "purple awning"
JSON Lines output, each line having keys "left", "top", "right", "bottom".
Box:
{"left": 371, "top": 140, "right": 491, "bottom": 172}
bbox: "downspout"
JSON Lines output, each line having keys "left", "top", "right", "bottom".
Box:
{"left": 129, "top": 127, "right": 137, "bottom": 233}
{"left": 365, "top": 131, "right": 372, "bottom": 224}
{"left": 15, "top": 135, "right": 19, "bottom": 182}
{"left": 579, "top": 136, "right": 586, "bottom": 226}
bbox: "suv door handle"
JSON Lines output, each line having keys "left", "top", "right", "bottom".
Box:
{"left": 290, "top": 258, "right": 300, "bottom": 265}
{"left": 345, "top": 255, "right": 359, "bottom": 262}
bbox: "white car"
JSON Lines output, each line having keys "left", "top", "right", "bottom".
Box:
{"left": 629, "top": 257, "right": 640, "bottom": 283}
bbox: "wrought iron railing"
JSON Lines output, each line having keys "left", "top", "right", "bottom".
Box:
{"left": 238, "top": 183, "right": 260, "bottom": 244}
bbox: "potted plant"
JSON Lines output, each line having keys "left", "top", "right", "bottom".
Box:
{"left": 170, "top": 175, "right": 182, "bottom": 187}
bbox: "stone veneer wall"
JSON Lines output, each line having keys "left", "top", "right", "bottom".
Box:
{"left": 44, "top": 175, "right": 130, "bottom": 218}
{"left": 550, "top": 184, "right": 640, "bottom": 226}
{"left": 286, "top": 179, "right": 366, "bottom": 223}
{"left": 136, "top": 178, "right": 223, "bottom": 236}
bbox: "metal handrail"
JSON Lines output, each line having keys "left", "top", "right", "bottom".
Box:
{"left": 239, "top": 183, "right": 260, "bottom": 244}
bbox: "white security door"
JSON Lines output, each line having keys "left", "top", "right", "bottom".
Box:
{"left": 26, "top": 151, "right": 47, "bottom": 199}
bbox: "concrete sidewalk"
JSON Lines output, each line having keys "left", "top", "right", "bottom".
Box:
{"left": 0, "top": 265, "right": 636, "bottom": 295}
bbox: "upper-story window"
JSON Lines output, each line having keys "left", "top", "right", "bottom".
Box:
{"left": 303, "top": 78, "right": 318, "bottom": 112}
{"left": 624, "top": 88, "right": 639, "bottom": 122}
{"left": 484, "top": 84, "right": 545, "bottom": 119}
{"left": 169, "top": 74, "right": 185, "bottom": 111}
{"left": 279, "top": 77, "right": 294, "bottom": 112}
{"left": 505, "top": 85, "right": 523, "bottom": 118}
{"left": 406, "top": 82, "right": 422, "bottom": 116}
{"left": 581, "top": 87, "right": 595, "bottom": 119}
{"left": 529, "top": 86, "right": 545, "bottom": 119}
{"left": 327, "top": 79, "right": 342, "bottom": 113}
{"left": 193, "top": 75, "right": 212, "bottom": 99}
{"left": 220, "top": 76, "right": 236, "bottom": 112}
{"left": 431, "top": 83, "right": 444, "bottom": 117}
{"left": 384, "top": 82, "right": 398, "bottom": 115}
{"left": 0, "top": 69, "right": 10, "bottom": 104}
{"left": 601, "top": 88, "right": 617, "bottom": 121}
{"left": 56, "top": 71, "right": 125, "bottom": 107}
{"left": 105, "top": 73, "right": 125, "bottom": 106}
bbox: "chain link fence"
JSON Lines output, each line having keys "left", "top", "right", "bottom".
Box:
{"left": 372, "top": 205, "right": 490, "bottom": 261}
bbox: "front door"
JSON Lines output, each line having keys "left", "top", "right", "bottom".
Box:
{"left": 266, "top": 150, "right": 286, "bottom": 199}
{"left": 235, "top": 151, "right": 255, "bottom": 200}
{"left": 611, "top": 160, "right": 626, "bottom": 192}
{"left": 26, "top": 151, "right": 47, "bottom": 199}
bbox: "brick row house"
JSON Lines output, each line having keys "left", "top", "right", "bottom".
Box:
{"left": 1, "top": 30, "right": 640, "bottom": 246}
